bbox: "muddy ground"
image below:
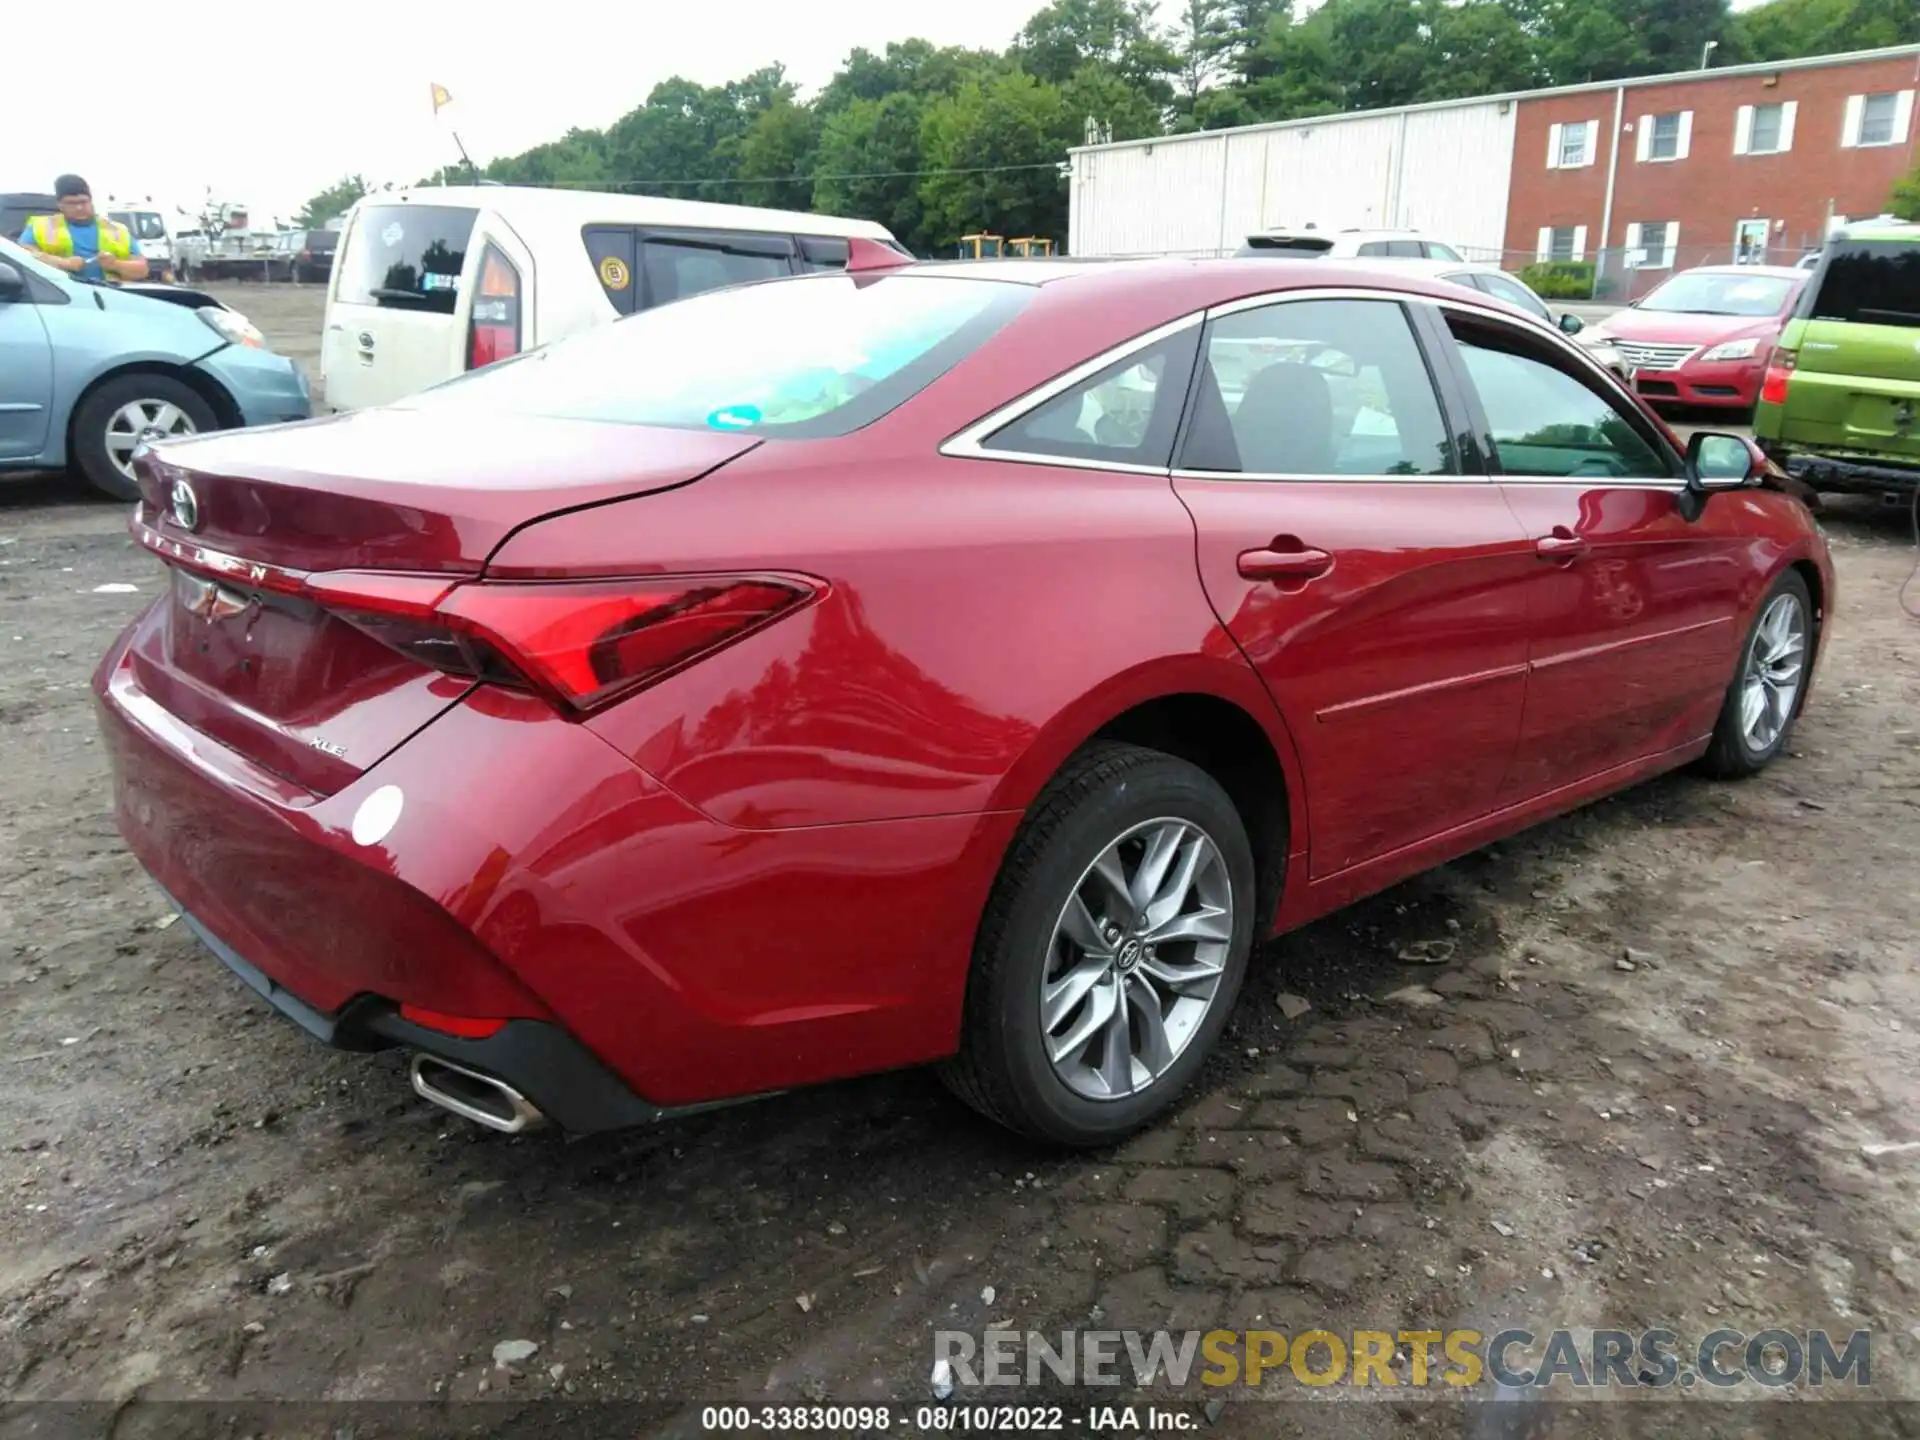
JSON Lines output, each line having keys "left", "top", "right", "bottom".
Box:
{"left": 4, "top": 285, "right": 1920, "bottom": 1437}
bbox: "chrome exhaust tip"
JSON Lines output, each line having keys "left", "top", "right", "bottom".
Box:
{"left": 410, "top": 1054, "right": 548, "bottom": 1134}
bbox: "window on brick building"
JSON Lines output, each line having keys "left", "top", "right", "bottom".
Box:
{"left": 1548, "top": 120, "right": 1594, "bottom": 168}
{"left": 1843, "top": 90, "right": 1915, "bottom": 148}
{"left": 1636, "top": 110, "right": 1692, "bottom": 162}
{"left": 1627, "top": 222, "right": 1678, "bottom": 270}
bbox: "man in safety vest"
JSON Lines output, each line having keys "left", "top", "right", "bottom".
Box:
{"left": 17, "top": 175, "right": 148, "bottom": 284}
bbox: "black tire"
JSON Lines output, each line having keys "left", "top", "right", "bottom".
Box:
{"left": 1698, "top": 569, "right": 1814, "bottom": 779}
{"left": 940, "top": 742, "right": 1256, "bottom": 1146}
{"left": 69, "top": 374, "right": 217, "bottom": 501}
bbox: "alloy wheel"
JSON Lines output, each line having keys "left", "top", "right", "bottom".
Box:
{"left": 1040, "top": 817, "right": 1234, "bottom": 1101}
{"left": 1739, "top": 591, "right": 1807, "bottom": 754}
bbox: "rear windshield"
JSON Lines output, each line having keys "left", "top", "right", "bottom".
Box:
{"left": 1639, "top": 271, "right": 1794, "bottom": 316}
{"left": 401, "top": 273, "right": 1031, "bottom": 438}
{"left": 338, "top": 203, "right": 477, "bottom": 314}
{"left": 1804, "top": 241, "right": 1920, "bottom": 326}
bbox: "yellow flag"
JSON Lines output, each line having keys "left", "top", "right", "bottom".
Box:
{"left": 430, "top": 83, "right": 453, "bottom": 115}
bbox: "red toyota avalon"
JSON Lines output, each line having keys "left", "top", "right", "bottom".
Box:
{"left": 1585, "top": 265, "right": 1806, "bottom": 410}
{"left": 95, "top": 248, "right": 1833, "bottom": 1147}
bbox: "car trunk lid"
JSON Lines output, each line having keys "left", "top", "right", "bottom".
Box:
{"left": 128, "top": 411, "right": 760, "bottom": 794}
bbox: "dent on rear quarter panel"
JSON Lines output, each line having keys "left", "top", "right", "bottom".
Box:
{"left": 483, "top": 443, "right": 1278, "bottom": 831}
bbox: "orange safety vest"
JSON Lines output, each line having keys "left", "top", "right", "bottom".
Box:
{"left": 25, "top": 214, "right": 134, "bottom": 274}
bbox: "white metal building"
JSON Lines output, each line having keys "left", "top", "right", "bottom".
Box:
{"left": 1068, "top": 97, "right": 1521, "bottom": 260}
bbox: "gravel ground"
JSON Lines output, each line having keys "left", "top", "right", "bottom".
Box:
{"left": 4, "top": 285, "right": 1920, "bottom": 1435}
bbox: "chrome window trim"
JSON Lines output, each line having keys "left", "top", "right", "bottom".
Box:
{"left": 941, "top": 283, "right": 1686, "bottom": 490}
{"left": 939, "top": 312, "right": 1202, "bottom": 464}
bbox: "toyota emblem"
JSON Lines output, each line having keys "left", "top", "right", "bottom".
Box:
{"left": 169, "top": 478, "right": 200, "bottom": 532}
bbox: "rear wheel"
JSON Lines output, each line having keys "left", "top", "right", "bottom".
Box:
{"left": 941, "top": 743, "right": 1255, "bottom": 1146}
{"left": 1699, "top": 570, "right": 1813, "bottom": 778}
{"left": 70, "top": 374, "right": 216, "bottom": 500}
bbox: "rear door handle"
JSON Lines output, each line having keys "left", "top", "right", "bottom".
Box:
{"left": 1237, "top": 543, "right": 1333, "bottom": 582}
{"left": 1534, "top": 529, "right": 1588, "bottom": 562}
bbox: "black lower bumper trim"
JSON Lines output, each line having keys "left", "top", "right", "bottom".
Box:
{"left": 167, "top": 892, "right": 669, "bottom": 1134}
{"left": 1764, "top": 444, "right": 1920, "bottom": 494}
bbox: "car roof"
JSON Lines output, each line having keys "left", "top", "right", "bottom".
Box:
{"left": 1838, "top": 221, "right": 1920, "bottom": 242}
{"left": 1669, "top": 264, "right": 1807, "bottom": 280}
{"left": 366, "top": 185, "right": 895, "bottom": 241}
{"left": 876, "top": 255, "right": 1558, "bottom": 324}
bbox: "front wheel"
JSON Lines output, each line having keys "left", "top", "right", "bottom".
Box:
{"left": 1699, "top": 570, "right": 1814, "bottom": 778}
{"left": 70, "top": 374, "right": 216, "bottom": 501}
{"left": 941, "top": 743, "right": 1256, "bottom": 1146}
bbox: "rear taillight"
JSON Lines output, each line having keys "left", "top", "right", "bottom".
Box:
{"left": 467, "top": 245, "right": 522, "bottom": 371}
{"left": 1760, "top": 350, "right": 1795, "bottom": 406}
{"left": 311, "top": 570, "right": 818, "bottom": 714}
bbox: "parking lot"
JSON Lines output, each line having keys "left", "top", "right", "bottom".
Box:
{"left": 5, "top": 284, "right": 1920, "bottom": 1431}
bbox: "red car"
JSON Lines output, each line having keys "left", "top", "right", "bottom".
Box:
{"left": 94, "top": 250, "right": 1833, "bottom": 1147}
{"left": 1586, "top": 265, "right": 1806, "bottom": 410}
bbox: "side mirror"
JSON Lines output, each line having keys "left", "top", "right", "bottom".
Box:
{"left": 0, "top": 260, "right": 24, "bottom": 301}
{"left": 1557, "top": 312, "right": 1584, "bottom": 335}
{"left": 1685, "top": 431, "right": 1761, "bottom": 494}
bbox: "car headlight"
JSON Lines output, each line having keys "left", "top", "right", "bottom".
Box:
{"left": 197, "top": 305, "right": 265, "bottom": 349}
{"left": 1701, "top": 338, "right": 1761, "bottom": 362}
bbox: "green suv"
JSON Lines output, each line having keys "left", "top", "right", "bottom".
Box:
{"left": 1755, "top": 219, "right": 1920, "bottom": 496}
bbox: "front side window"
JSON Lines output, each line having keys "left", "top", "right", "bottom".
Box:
{"left": 1181, "top": 299, "right": 1453, "bottom": 478}
{"left": 983, "top": 329, "right": 1198, "bottom": 468}
{"left": 1423, "top": 241, "right": 1464, "bottom": 261}
{"left": 1450, "top": 321, "right": 1667, "bottom": 481}
{"left": 402, "top": 274, "right": 1031, "bottom": 439}
{"left": 641, "top": 233, "right": 794, "bottom": 307}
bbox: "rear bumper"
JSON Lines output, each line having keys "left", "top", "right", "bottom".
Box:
{"left": 1759, "top": 442, "right": 1920, "bottom": 494}
{"left": 171, "top": 894, "right": 663, "bottom": 1132}
{"left": 196, "top": 345, "right": 312, "bottom": 428}
{"left": 93, "top": 609, "right": 1012, "bottom": 1122}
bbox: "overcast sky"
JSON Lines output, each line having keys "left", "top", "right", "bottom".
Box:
{"left": 13, "top": 0, "right": 1049, "bottom": 225}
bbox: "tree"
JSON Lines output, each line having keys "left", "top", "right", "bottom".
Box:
{"left": 1892, "top": 161, "right": 1920, "bottom": 222}
{"left": 814, "top": 94, "right": 936, "bottom": 250}
{"left": 918, "top": 72, "right": 1076, "bottom": 251}
{"left": 296, "top": 175, "right": 369, "bottom": 228}
{"left": 1729, "top": 0, "right": 1920, "bottom": 62}
{"left": 815, "top": 40, "right": 1004, "bottom": 116}
{"left": 1421, "top": 0, "right": 1541, "bottom": 99}
{"left": 1168, "top": 0, "right": 1237, "bottom": 116}
{"left": 736, "top": 100, "right": 819, "bottom": 211}
{"left": 1013, "top": 0, "right": 1178, "bottom": 101}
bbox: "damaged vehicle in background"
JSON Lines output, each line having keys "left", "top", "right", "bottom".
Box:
{"left": 95, "top": 247, "right": 1831, "bottom": 1148}
{"left": 0, "top": 237, "right": 310, "bottom": 498}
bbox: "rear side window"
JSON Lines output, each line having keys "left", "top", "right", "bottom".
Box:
{"left": 582, "top": 225, "right": 638, "bottom": 315}
{"left": 337, "top": 203, "right": 477, "bottom": 314}
{"left": 402, "top": 274, "right": 1030, "bottom": 439}
{"left": 798, "top": 236, "right": 850, "bottom": 272}
{"left": 982, "top": 328, "right": 1200, "bottom": 468}
{"left": 1182, "top": 298, "right": 1453, "bottom": 477}
{"left": 1805, "top": 241, "right": 1920, "bottom": 326}
{"left": 641, "top": 232, "right": 794, "bottom": 306}
{"left": 1358, "top": 240, "right": 1423, "bottom": 258}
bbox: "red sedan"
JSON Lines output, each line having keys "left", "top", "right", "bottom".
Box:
{"left": 1585, "top": 265, "right": 1806, "bottom": 410}
{"left": 95, "top": 250, "right": 1833, "bottom": 1146}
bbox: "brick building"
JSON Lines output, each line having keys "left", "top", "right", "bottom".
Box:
{"left": 1506, "top": 47, "right": 1920, "bottom": 294}
{"left": 1067, "top": 44, "right": 1920, "bottom": 296}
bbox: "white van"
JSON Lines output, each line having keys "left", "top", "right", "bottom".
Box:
{"left": 320, "top": 186, "right": 906, "bottom": 411}
{"left": 106, "top": 205, "right": 175, "bottom": 278}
